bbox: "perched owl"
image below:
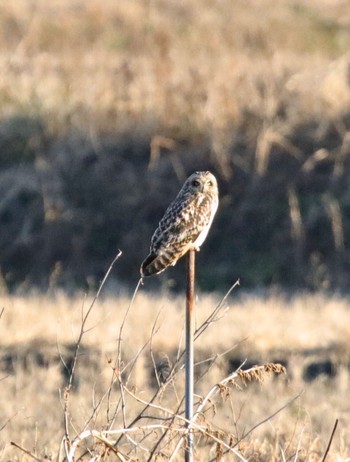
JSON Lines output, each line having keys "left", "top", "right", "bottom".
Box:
{"left": 141, "top": 171, "right": 219, "bottom": 277}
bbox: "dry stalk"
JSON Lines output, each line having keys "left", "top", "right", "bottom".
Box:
{"left": 120, "top": 363, "right": 286, "bottom": 462}
{"left": 110, "top": 275, "right": 240, "bottom": 457}
{"left": 293, "top": 425, "right": 305, "bottom": 462}
{"left": 0, "top": 409, "right": 21, "bottom": 433}
{"left": 237, "top": 362, "right": 286, "bottom": 385}
{"left": 111, "top": 305, "right": 171, "bottom": 452}
{"left": 67, "top": 424, "right": 187, "bottom": 462}
{"left": 194, "top": 279, "right": 240, "bottom": 340}
{"left": 163, "top": 278, "right": 241, "bottom": 387}
{"left": 60, "top": 251, "right": 122, "bottom": 458}
{"left": 57, "top": 277, "right": 289, "bottom": 462}
{"left": 121, "top": 383, "right": 247, "bottom": 461}
{"left": 169, "top": 363, "right": 287, "bottom": 461}
{"left": 321, "top": 419, "right": 339, "bottom": 462}
{"left": 146, "top": 281, "right": 242, "bottom": 459}
{"left": 10, "top": 441, "right": 42, "bottom": 462}
{"left": 106, "top": 276, "right": 144, "bottom": 430}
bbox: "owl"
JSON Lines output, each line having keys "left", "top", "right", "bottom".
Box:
{"left": 141, "top": 171, "right": 219, "bottom": 277}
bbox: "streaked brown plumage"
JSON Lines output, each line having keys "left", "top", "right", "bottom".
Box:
{"left": 140, "top": 171, "right": 219, "bottom": 277}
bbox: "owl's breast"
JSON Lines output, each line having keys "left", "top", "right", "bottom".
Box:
{"left": 192, "top": 224, "right": 211, "bottom": 248}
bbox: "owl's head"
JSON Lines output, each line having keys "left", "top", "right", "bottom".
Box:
{"left": 183, "top": 171, "right": 218, "bottom": 195}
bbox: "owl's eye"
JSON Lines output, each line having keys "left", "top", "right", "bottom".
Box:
{"left": 192, "top": 180, "right": 200, "bottom": 187}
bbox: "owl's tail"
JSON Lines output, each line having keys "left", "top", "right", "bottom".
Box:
{"left": 140, "top": 250, "right": 176, "bottom": 277}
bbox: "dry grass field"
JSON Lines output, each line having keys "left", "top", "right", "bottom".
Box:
{"left": 1, "top": 0, "right": 350, "bottom": 138}
{"left": 1, "top": 287, "right": 350, "bottom": 461}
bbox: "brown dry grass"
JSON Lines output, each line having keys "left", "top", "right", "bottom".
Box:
{"left": 1, "top": 289, "right": 350, "bottom": 460}
{"left": 1, "top": 0, "right": 350, "bottom": 142}
{"left": 2, "top": 289, "right": 350, "bottom": 353}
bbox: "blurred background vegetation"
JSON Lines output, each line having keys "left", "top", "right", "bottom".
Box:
{"left": 1, "top": 0, "right": 350, "bottom": 292}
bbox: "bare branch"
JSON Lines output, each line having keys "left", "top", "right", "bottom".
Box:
{"left": 170, "top": 363, "right": 286, "bottom": 461}
{"left": 61, "top": 250, "right": 122, "bottom": 454}
{"left": 10, "top": 442, "right": 42, "bottom": 462}
{"left": 237, "top": 390, "right": 304, "bottom": 445}
{"left": 321, "top": 419, "right": 339, "bottom": 462}
{"left": 194, "top": 279, "right": 240, "bottom": 340}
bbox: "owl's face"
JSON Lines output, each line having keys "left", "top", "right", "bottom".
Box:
{"left": 183, "top": 171, "right": 218, "bottom": 195}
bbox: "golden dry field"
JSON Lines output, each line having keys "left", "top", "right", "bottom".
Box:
{"left": 1, "top": 0, "right": 350, "bottom": 138}
{"left": 1, "top": 288, "right": 350, "bottom": 461}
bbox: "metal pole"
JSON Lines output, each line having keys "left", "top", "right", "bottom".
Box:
{"left": 185, "top": 249, "right": 195, "bottom": 462}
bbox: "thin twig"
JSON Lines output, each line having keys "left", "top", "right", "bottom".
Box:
{"left": 149, "top": 286, "right": 244, "bottom": 460}
{"left": 121, "top": 388, "right": 246, "bottom": 462}
{"left": 237, "top": 391, "right": 304, "bottom": 445}
{"left": 171, "top": 279, "right": 241, "bottom": 371}
{"left": 0, "top": 409, "right": 20, "bottom": 432}
{"left": 207, "top": 390, "right": 304, "bottom": 462}
{"left": 194, "top": 279, "right": 240, "bottom": 340}
{"left": 65, "top": 250, "right": 122, "bottom": 389}
{"left": 170, "top": 363, "right": 285, "bottom": 462}
{"left": 146, "top": 395, "right": 184, "bottom": 461}
{"left": 321, "top": 419, "right": 339, "bottom": 462}
{"left": 10, "top": 442, "right": 42, "bottom": 462}
{"left": 110, "top": 277, "right": 164, "bottom": 446}
{"left": 113, "top": 277, "right": 143, "bottom": 429}
{"left": 293, "top": 425, "right": 305, "bottom": 462}
{"left": 122, "top": 369, "right": 258, "bottom": 462}
{"left": 62, "top": 250, "right": 122, "bottom": 455}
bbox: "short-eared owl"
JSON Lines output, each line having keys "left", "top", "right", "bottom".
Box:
{"left": 141, "top": 171, "right": 218, "bottom": 277}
